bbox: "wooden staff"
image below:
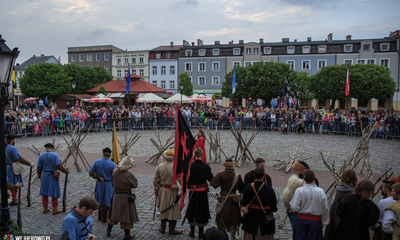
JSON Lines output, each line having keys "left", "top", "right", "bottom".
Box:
{"left": 27, "top": 166, "right": 32, "bottom": 207}
{"left": 17, "top": 187, "right": 22, "bottom": 229}
{"left": 63, "top": 169, "right": 69, "bottom": 213}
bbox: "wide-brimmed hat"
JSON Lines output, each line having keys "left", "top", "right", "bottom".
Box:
{"left": 162, "top": 149, "right": 174, "bottom": 162}
{"left": 383, "top": 177, "right": 398, "bottom": 184}
{"left": 117, "top": 155, "right": 135, "bottom": 171}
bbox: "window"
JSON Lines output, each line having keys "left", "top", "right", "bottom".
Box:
{"left": 367, "top": 59, "right": 375, "bottom": 64}
{"left": 161, "top": 81, "right": 166, "bottom": 89}
{"left": 104, "top": 53, "right": 109, "bottom": 61}
{"left": 117, "top": 58, "right": 121, "bottom": 64}
{"left": 380, "top": 43, "right": 389, "bottom": 51}
{"left": 131, "top": 58, "right": 136, "bottom": 63}
{"left": 161, "top": 66, "right": 166, "bottom": 75}
{"left": 357, "top": 59, "right": 365, "bottom": 64}
{"left": 185, "top": 62, "right": 192, "bottom": 72}
{"left": 264, "top": 47, "right": 271, "bottom": 54}
{"left": 139, "top": 69, "right": 144, "bottom": 77}
{"left": 253, "top": 48, "right": 259, "bottom": 54}
{"left": 344, "top": 44, "right": 353, "bottom": 52}
{"left": 378, "top": 99, "right": 385, "bottom": 108}
{"left": 170, "top": 66, "right": 175, "bottom": 75}
{"left": 318, "top": 60, "right": 326, "bottom": 70}
{"left": 117, "top": 70, "right": 122, "bottom": 77}
{"left": 124, "top": 58, "right": 129, "bottom": 64}
{"left": 156, "top": 54, "right": 161, "bottom": 59}
{"left": 71, "top": 55, "right": 76, "bottom": 62}
{"left": 318, "top": 45, "right": 326, "bottom": 53}
{"left": 213, "top": 49, "right": 220, "bottom": 56}
{"left": 380, "top": 59, "right": 389, "bottom": 68}
{"left": 198, "top": 62, "right": 206, "bottom": 72}
{"left": 132, "top": 69, "right": 136, "bottom": 75}
{"left": 104, "top": 65, "right": 109, "bottom": 73}
{"left": 139, "top": 57, "right": 144, "bottom": 63}
{"left": 198, "top": 77, "right": 206, "bottom": 86}
{"left": 79, "top": 54, "right": 84, "bottom": 62}
{"left": 170, "top": 81, "right": 175, "bottom": 89}
{"left": 245, "top": 62, "right": 252, "bottom": 67}
{"left": 87, "top": 54, "right": 93, "bottom": 61}
{"left": 212, "top": 62, "right": 220, "bottom": 71}
{"left": 246, "top": 48, "right": 251, "bottom": 54}
{"left": 96, "top": 53, "right": 101, "bottom": 61}
{"left": 363, "top": 44, "right": 370, "bottom": 51}
{"left": 233, "top": 48, "right": 240, "bottom": 55}
{"left": 318, "top": 99, "right": 326, "bottom": 107}
{"left": 302, "top": 46, "right": 310, "bottom": 54}
{"left": 286, "top": 60, "right": 295, "bottom": 70}
{"left": 199, "top": 49, "right": 206, "bottom": 56}
{"left": 152, "top": 66, "right": 157, "bottom": 75}
{"left": 166, "top": 53, "right": 171, "bottom": 59}
{"left": 302, "top": 60, "right": 310, "bottom": 70}
{"left": 358, "top": 99, "right": 368, "bottom": 108}
{"left": 212, "top": 76, "right": 220, "bottom": 86}
{"left": 19, "top": 72, "right": 23, "bottom": 77}
{"left": 152, "top": 81, "right": 157, "bottom": 86}
{"left": 344, "top": 59, "right": 353, "bottom": 65}
{"left": 233, "top": 62, "right": 241, "bottom": 68}
{"left": 124, "top": 70, "right": 129, "bottom": 76}
{"left": 287, "top": 46, "right": 295, "bottom": 54}
{"left": 185, "top": 50, "right": 192, "bottom": 56}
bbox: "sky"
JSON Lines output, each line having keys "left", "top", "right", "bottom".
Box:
{"left": 1, "top": 0, "right": 399, "bottom": 65}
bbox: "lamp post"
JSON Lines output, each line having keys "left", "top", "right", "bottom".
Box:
{"left": 71, "top": 80, "right": 76, "bottom": 107}
{"left": 180, "top": 82, "right": 184, "bottom": 107}
{"left": 0, "top": 34, "right": 19, "bottom": 236}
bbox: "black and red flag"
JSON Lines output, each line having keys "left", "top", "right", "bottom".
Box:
{"left": 172, "top": 105, "right": 195, "bottom": 210}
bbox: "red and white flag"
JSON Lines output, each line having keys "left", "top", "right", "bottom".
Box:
{"left": 345, "top": 67, "right": 350, "bottom": 96}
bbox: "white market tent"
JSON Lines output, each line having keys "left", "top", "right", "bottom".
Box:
{"left": 164, "top": 93, "right": 193, "bottom": 104}
{"left": 190, "top": 94, "right": 213, "bottom": 103}
{"left": 87, "top": 93, "right": 115, "bottom": 103}
{"left": 136, "top": 93, "right": 165, "bottom": 103}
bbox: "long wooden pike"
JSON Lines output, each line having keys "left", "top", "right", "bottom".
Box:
{"left": 27, "top": 166, "right": 32, "bottom": 207}
{"left": 63, "top": 169, "right": 69, "bottom": 213}
{"left": 17, "top": 187, "right": 22, "bottom": 229}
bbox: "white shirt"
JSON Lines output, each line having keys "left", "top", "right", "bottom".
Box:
{"left": 382, "top": 208, "right": 397, "bottom": 234}
{"left": 378, "top": 197, "right": 397, "bottom": 223}
{"left": 290, "top": 183, "right": 330, "bottom": 226}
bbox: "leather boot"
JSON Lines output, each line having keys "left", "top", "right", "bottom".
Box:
{"left": 98, "top": 208, "right": 102, "bottom": 221}
{"left": 102, "top": 209, "right": 107, "bottom": 223}
{"left": 231, "top": 231, "right": 238, "bottom": 240}
{"left": 10, "top": 199, "right": 18, "bottom": 206}
{"left": 168, "top": 220, "right": 183, "bottom": 235}
{"left": 43, "top": 206, "right": 50, "bottom": 214}
{"left": 158, "top": 219, "right": 167, "bottom": 234}
{"left": 106, "top": 224, "right": 113, "bottom": 237}
{"left": 189, "top": 225, "right": 195, "bottom": 238}
{"left": 198, "top": 226, "right": 204, "bottom": 239}
{"left": 53, "top": 208, "right": 62, "bottom": 214}
{"left": 123, "top": 229, "right": 135, "bottom": 239}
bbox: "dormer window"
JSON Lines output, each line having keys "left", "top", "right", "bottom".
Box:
{"left": 287, "top": 46, "right": 295, "bottom": 54}
{"left": 213, "top": 49, "right": 220, "bottom": 56}
{"left": 264, "top": 47, "right": 272, "bottom": 54}
{"left": 318, "top": 45, "right": 326, "bottom": 53}
{"left": 185, "top": 50, "right": 192, "bottom": 57}
{"left": 302, "top": 46, "right": 310, "bottom": 54}
{"left": 233, "top": 48, "right": 240, "bottom": 55}
{"left": 344, "top": 44, "right": 353, "bottom": 52}
{"left": 363, "top": 44, "right": 370, "bottom": 51}
{"left": 380, "top": 43, "right": 389, "bottom": 51}
{"left": 199, "top": 49, "right": 206, "bottom": 56}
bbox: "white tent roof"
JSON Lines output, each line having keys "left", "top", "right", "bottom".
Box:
{"left": 136, "top": 93, "right": 165, "bottom": 103}
{"left": 164, "top": 93, "right": 193, "bottom": 104}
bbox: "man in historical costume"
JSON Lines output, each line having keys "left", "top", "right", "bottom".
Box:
{"left": 241, "top": 168, "right": 277, "bottom": 240}
{"left": 153, "top": 149, "right": 182, "bottom": 235}
{"left": 89, "top": 147, "right": 116, "bottom": 223}
{"left": 194, "top": 129, "right": 207, "bottom": 164}
{"left": 382, "top": 182, "right": 400, "bottom": 239}
{"left": 186, "top": 148, "right": 214, "bottom": 239}
{"left": 243, "top": 157, "right": 272, "bottom": 187}
{"left": 58, "top": 196, "right": 98, "bottom": 240}
{"left": 5, "top": 134, "right": 34, "bottom": 205}
{"left": 0, "top": 176, "right": 22, "bottom": 217}
{"left": 290, "top": 170, "right": 329, "bottom": 240}
{"left": 106, "top": 155, "right": 138, "bottom": 240}
{"left": 37, "top": 143, "right": 69, "bottom": 214}
{"left": 210, "top": 158, "right": 243, "bottom": 240}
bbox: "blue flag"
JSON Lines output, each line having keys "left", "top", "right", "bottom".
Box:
{"left": 232, "top": 69, "right": 236, "bottom": 94}
{"left": 126, "top": 64, "right": 131, "bottom": 94}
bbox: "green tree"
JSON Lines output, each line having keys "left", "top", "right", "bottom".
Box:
{"left": 97, "top": 85, "right": 108, "bottom": 95}
{"left": 19, "top": 63, "right": 70, "bottom": 98}
{"left": 291, "top": 71, "right": 313, "bottom": 101}
{"left": 178, "top": 72, "right": 193, "bottom": 96}
{"left": 63, "top": 65, "right": 112, "bottom": 94}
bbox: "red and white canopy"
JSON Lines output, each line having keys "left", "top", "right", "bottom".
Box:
{"left": 190, "top": 94, "right": 213, "bottom": 103}
{"left": 88, "top": 94, "right": 115, "bottom": 103}
{"left": 164, "top": 93, "right": 193, "bottom": 104}
{"left": 136, "top": 93, "right": 165, "bottom": 103}
{"left": 23, "top": 97, "right": 36, "bottom": 102}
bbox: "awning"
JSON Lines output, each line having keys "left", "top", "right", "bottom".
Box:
{"left": 108, "top": 93, "right": 125, "bottom": 98}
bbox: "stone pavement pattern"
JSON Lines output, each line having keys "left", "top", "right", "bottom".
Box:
{"left": 8, "top": 130, "right": 400, "bottom": 239}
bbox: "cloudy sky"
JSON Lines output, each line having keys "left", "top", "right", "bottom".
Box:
{"left": 1, "top": 0, "right": 399, "bottom": 64}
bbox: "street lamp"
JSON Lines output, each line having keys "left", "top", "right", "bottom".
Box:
{"left": 71, "top": 80, "right": 76, "bottom": 108}
{"left": 0, "top": 34, "right": 19, "bottom": 236}
{"left": 180, "top": 82, "right": 184, "bottom": 107}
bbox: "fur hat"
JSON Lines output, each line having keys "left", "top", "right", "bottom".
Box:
{"left": 117, "top": 155, "right": 135, "bottom": 171}
{"left": 223, "top": 157, "right": 235, "bottom": 167}
{"left": 163, "top": 149, "right": 174, "bottom": 162}
{"left": 291, "top": 161, "right": 308, "bottom": 174}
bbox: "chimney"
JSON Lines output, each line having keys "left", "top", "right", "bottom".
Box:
{"left": 197, "top": 39, "right": 203, "bottom": 46}
{"left": 170, "top": 41, "right": 174, "bottom": 47}
{"left": 41, "top": 54, "right": 45, "bottom": 58}
{"left": 307, "top": 37, "right": 312, "bottom": 42}
{"left": 294, "top": 39, "right": 297, "bottom": 42}
{"left": 183, "top": 40, "right": 190, "bottom": 46}
{"left": 191, "top": 42, "right": 195, "bottom": 46}
{"left": 346, "top": 35, "right": 352, "bottom": 40}
{"left": 259, "top": 38, "right": 264, "bottom": 43}
{"left": 239, "top": 40, "right": 244, "bottom": 44}
{"left": 33, "top": 55, "right": 36, "bottom": 59}
{"left": 327, "top": 33, "right": 333, "bottom": 43}
{"left": 389, "top": 30, "right": 399, "bottom": 38}
{"left": 282, "top": 38, "right": 289, "bottom": 42}
{"left": 58, "top": 56, "right": 61, "bottom": 62}
{"left": 215, "top": 41, "right": 220, "bottom": 45}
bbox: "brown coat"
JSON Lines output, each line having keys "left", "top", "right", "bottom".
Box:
{"left": 108, "top": 168, "right": 139, "bottom": 224}
{"left": 210, "top": 167, "right": 244, "bottom": 232}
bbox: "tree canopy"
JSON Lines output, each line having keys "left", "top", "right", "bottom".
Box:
{"left": 63, "top": 65, "right": 112, "bottom": 94}
{"left": 178, "top": 72, "right": 193, "bottom": 96}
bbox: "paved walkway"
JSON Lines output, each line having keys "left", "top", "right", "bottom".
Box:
{"left": 8, "top": 130, "right": 399, "bottom": 239}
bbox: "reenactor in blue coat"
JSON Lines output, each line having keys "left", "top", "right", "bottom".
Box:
{"left": 89, "top": 147, "right": 116, "bottom": 222}
{"left": 37, "top": 143, "right": 69, "bottom": 214}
